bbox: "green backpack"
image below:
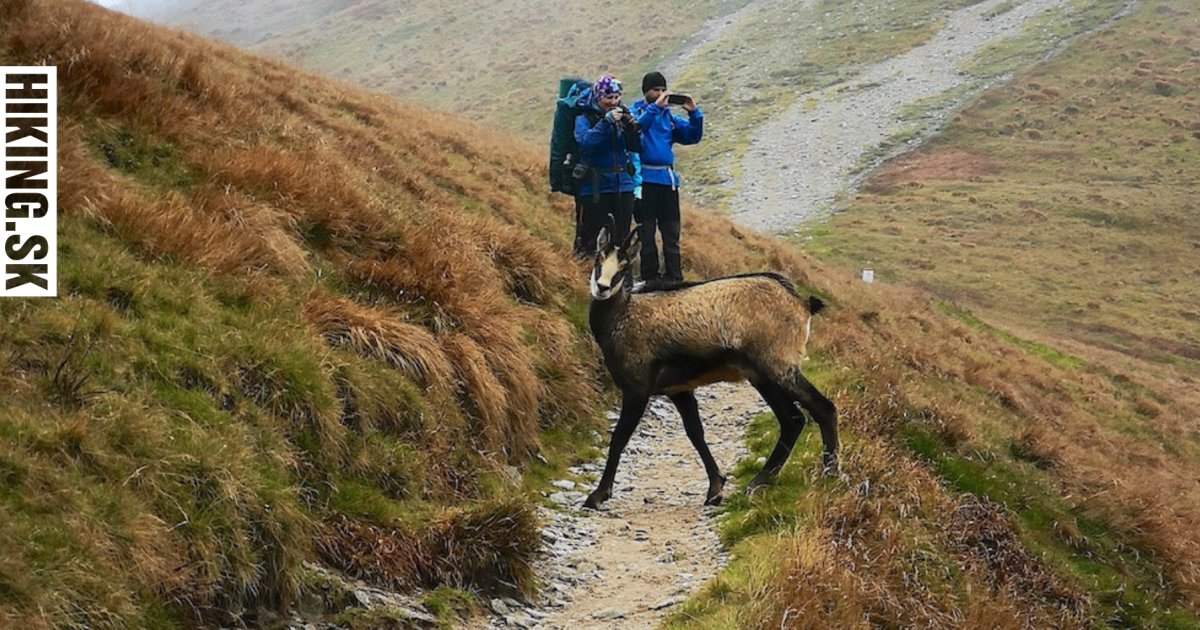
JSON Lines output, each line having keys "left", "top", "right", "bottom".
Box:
{"left": 549, "top": 78, "right": 595, "bottom": 196}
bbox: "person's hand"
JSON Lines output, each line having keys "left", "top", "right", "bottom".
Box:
{"left": 634, "top": 185, "right": 643, "bottom": 200}
{"left": 655, "top": 91, "right": 670, "bottom": 108}
{"left": 607, "top": 109, "right": 623, "bottom": 123}
{"left": 683, "top": 96, "right": 697, "bottom": 112}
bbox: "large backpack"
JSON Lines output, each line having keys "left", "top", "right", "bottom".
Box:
{"left": 549, "top": 78, "right": 595, "bottom": 196}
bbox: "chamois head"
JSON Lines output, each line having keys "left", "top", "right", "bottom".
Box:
{"left": 590, "top": 221, "right": 640, "bottom": 301}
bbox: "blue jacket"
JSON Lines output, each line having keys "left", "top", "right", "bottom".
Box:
{"left": 574, "top": 107, "right": 638, "bottom": 196}
{"left": 631, "top": 100, "right": 703, "bottom": 187}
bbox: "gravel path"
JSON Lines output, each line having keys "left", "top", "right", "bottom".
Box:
{"left": 730, "top": 0, "right": 1068, "bottom": 233}
{"left": 473, "top": 382, "right": 768, "bottom": 630}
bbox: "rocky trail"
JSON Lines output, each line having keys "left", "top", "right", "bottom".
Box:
{"left": 473, "top": 383, "right": 768, "bottom": 629}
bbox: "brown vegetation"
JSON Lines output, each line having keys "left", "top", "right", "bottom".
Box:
{"left": 2, "top": 0, "right": 603, "bottom": 625}
{"left": 4, "top": 0, "right": 1199, "bottom": 627}
{"left": 870, "top": 148, "right": 1001, "bottom": 185}
{"left": 812, "top": 0, "right": 1200, "bottom": 614}
{"left": 317, "top": 501, "right": 539, "bottom": 594}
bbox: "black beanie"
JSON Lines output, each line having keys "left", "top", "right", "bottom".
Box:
{"left": 642, "top": 71, "right": 667, "bottom": 94}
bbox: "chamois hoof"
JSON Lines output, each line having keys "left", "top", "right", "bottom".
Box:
{"left": 582, "top": 489, "right": 610, "bottom": 510}
{"left": 821, "top": 454, "right": 840, "bottom": 478}
{"left": 704, "top": 475, "right": 727, "bottom": 506}
{"left": 745, "top": 474, "right": 772, "bottom": 497}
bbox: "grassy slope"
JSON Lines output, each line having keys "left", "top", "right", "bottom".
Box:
{"left": 2, "top": 0, "right": 607, "bottom": 626}
{"left": 150, "top": 0, "right": 1134, "bottom": 212}
{"left": 813, "top": 0, "right": 1200, "bottom": 373}
{"left": 149, "top": 0, "right": 736, "bottom": 139}
{"left": 669, "top": 0, "right": 1200, "bottom": 627}
{"left": 4, "top": 1, "right": 1199, "bottom": 629}
{"left": 0, "top": 2, "right": 827, "bottom": 626}
{"left": 150, "top": 0, "right": 1002, "bottom": 205}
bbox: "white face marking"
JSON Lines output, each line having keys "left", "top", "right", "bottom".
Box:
{"left": 590, "top": 252, "right": 624, "bottom": 300}
{"left": 589, "top": 267, "right": 604, "bottom": 298}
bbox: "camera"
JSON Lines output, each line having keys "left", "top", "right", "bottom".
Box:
{"left": 612, "top": 106, "right": 641, "bottom": 153}
{"left": 666, "top": 93, "right": 690, "bottom": 106}
{"left": 611, "top": 106, "right": 637, "bottom": 129}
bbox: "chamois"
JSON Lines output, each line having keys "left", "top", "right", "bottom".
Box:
{"left": 583, "top": 225, "right": 837, "bottom": 510}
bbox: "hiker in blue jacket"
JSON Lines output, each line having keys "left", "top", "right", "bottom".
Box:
{"left": 630, "top": 71, "right": 703, "bottom": 286}
{"left": 574, "top": 74, "right": 640, "bottom": 250}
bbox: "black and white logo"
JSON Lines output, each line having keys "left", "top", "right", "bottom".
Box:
{"left": 3, "top": 67, "right": 57, "bottom": 297}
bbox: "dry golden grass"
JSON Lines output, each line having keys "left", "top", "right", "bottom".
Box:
{"left": 6, "top": 0, "right": 1198, "bottom": 626}
{"left": 2, "top": 0, "right": 601, "bottom": 623}
{"left": 10, "top": 0, "right": 599, "bottom": 460}
{"left": 304, "top": 293, "right": 454, "bottom": 391}
{"left": 822, "top": 281, "right": 1200, "bottom": 606}
{"left": 317, "top": 500, "right": 539, "bottom": 595}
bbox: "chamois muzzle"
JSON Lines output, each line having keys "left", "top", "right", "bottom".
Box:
{"left": 589, "top": 223, "right": 640, "bottom": 301}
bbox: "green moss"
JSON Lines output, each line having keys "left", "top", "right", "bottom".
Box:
{"left": 335, "top": 606, "right": 428, "bottom": 629}
{"left": 421, "top": 586, "right": 478, "bottom": 628}
{"left": 523, "top": 425, "right": 604, "bottom": 497}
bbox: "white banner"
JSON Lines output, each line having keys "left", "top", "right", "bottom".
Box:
{"left": 2, "top": 66, "right": 57, "bottom": 297}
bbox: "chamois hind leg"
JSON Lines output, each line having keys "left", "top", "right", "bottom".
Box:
{"left": 782, "top": 370, "right": 839, "bottom": 475}
{"left": 668, "top": 391, "right": 726, "bottom": 506}
{"left": 747, "top": 379, "right": 806, "bottom": 495}
{"left": 584, "top": 392, "right": 650, "bottom": 510}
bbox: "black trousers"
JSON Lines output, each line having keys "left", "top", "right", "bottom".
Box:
{"left": 634, "top": 183, "right": 682, "bottom": 282}
{"left": 571, "top": 196, "right": 587, "bottom": 259}
{"left": 578, "top": 192, "right": 634, "bottom": 258}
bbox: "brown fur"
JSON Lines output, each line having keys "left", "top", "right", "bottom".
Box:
{"left": 585, "top": 230, "right": 837, "bottom": 510}
{"left": 615, "top": 276, "right": 816, "bottom": 391}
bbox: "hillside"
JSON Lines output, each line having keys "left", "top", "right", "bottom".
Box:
{"left": 135, "top": 0, "right": 1135, "bottom": 217}
{"left": 0, "top": 1, "right": 827, "bottom": 626}
{"left": 4, "top": 1, "right": 1200, "bottom": 629}
{"left": 812, "top": 0, "right": 1200, "bottom": 372}
{"left": 127, "top": 0, "right": 734, "bottom": 138}
{"left": 675, "top": 0, "right": 1200, "bottom": 627}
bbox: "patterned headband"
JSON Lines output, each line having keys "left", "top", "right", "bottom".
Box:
{"left": 592, "top": 75, "right": 623, "bottom": 99}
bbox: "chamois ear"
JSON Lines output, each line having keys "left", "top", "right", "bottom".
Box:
{"left": 620, "top": 225, "right": 641, "bottom": 260}
{"left": 596, "top": 227, "right": 611, "bottom": 254}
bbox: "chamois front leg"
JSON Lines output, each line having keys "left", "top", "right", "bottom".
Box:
{"left": 668, "top": 391, "right": 726, "bottom": 506}
{"left": 747, "top": 380, "right": 806, "bottom": 495}
{"left": 584, "top": 392, "right": 650, "bottom": 510}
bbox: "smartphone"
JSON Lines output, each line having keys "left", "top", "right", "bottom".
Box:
{"left": 666, "top": 93, "right": 690, "bottom": 105}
